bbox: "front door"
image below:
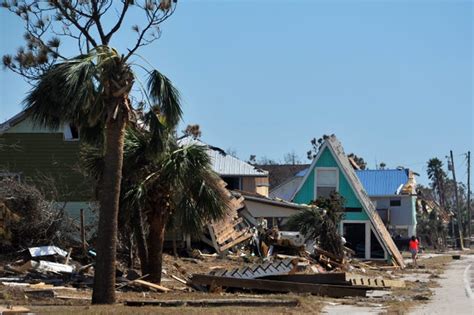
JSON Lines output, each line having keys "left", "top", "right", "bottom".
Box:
{"left": 343, "top": 223, "right": 366, "bottom": 259}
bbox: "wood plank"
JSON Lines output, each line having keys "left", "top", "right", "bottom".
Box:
{"left": 216, "top": 229, "right": 246, "bottom": 245}
{"left": 314, "top": 247, "right": 343, "bottom": 263}
{"left": 259, "top": 273, "right": 350, "bottom": 285}
{"left": 207, "top": 224, "right": 220, "bottom": 253}
{"left": 171, "top": 275, "right": 188, "bottom": 285}
{"left": 346, "top": 274, "right": 405, "bottom": 288}
{"left": 125, "top": 298, "right": 299, "bottom": 308}
{"left": 219, "top": 232, "right": 252, "bottom": 252}
{"left": 215, "top": 218, "right": 243, "bottom": 237}
{"left": 131, "top": 279, "right": 171, "bottom": 292}
{"left": 191, "top": 274, "right": 368, "bottom": 298}
{"left": 215, "top": 227, "right": 240, "bottom": 244}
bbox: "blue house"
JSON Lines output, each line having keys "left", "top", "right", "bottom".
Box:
{"left": 356, "top": 169, "right": 417, "bottom": 237}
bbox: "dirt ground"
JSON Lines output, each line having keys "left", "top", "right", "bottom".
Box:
{"left": 0, "top": 251, "right": 466, "bottom": 314}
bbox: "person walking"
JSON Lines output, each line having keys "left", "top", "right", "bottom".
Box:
{"left": 409, "top": 236, "right": 419, "bottom": 268}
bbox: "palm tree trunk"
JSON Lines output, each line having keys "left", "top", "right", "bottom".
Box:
{"left": 92, "top": 110, "right": 127, "bottom": 304}
{"left": 146, "top": 209, "right": 167, "bottom": 284}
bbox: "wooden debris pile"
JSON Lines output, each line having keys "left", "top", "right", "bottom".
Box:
{"left": 0, "top": 245, "right": 179, "bottom": 296}
{"left": 201, "top": 186, "right": 252, "bottom": 254}
{"left": 191, "top": 268, "right": 404, "bottom": 298}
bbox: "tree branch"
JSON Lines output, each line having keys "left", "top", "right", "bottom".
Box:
{"left": 91, "top": 0, "right": 107, "bottom": 45}
{"left": 53, "top": 1, "right": 98, "bottom": 48}
{"left": 105, "top": 0, "right": 130, "bottom": 44}
{"left": 124, "top": 4, "right": 177, "bottom": 62}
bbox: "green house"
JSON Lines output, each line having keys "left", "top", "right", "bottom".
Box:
{"left": 0, "top": 110, "right": 94, "bottom": 222}
{"left": 292, "top": 135, "right": 404, "bottom": 266}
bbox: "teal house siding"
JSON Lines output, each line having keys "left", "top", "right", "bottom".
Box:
{"left": 291, "top": 136, "right": 404, "bottom": 266}
{"left": 293, "top": 171, "right": 314, "bottom": 204}
{"left": 293, "top": 147, "right": 369, "bottom": 221}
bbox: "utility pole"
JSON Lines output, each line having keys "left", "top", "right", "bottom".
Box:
{"left": 450, "top": 150, "right": 464, "bottom": 249}
{"left": 467, "top": 151, "right": 471, "bottom": 243}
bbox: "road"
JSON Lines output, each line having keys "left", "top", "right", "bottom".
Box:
{"left": 410, "top": 254, "right": 474, "bottom": 315}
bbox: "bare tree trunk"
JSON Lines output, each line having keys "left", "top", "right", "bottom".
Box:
{"left": 146, "top": 209, "right": 167, "bottom": 284}
{"left": 133, "top": 208, "right": 149, "bottom": 276}
{"left": 172, "top": 227, "right": 178, "bottom": 258}
{"left": 92, "top": 108, "right": 127, "bottom": 304}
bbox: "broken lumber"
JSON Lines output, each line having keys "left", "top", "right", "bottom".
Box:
{"left": 125, "top": 298, "right": 299, "bottom": 307}
{"left": 259, "top": 273, "right": 350, "bottom": 285}
{"left": 171, "top": 275, "right": 188, "bottom": 285}
{"left": 314, "top": 246, "right": 344, "bottom": 263}
{"left": 346, "top": 274, "right": 405, "bottom": 288}
{"left": 131, "top": 279, "right": 170, "bottom": 292}
{"left": 0, "top": 306, "right": 31, "bottom": 314}
{"left": 210, "top": 259, "right": 296, "bottom": 279}
{"left": 191, "top": 274, "right": 368, "bottom": 298}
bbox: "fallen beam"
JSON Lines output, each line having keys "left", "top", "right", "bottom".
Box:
{"left": 259, "top": 273, "right": 350, "bottom": 285}
{"left": 125, "top": 298, "right": 299, "bottom": 307}
{"left": 191, "top": 274, "right": 368, "bottom": 298}
{"left": 346, "top": 274, "right": 405, "bottom": 288}
{"left": 131, "top": 279, "right": 171, "bottom": 292}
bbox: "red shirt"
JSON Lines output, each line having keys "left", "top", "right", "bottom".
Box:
{"left": 409, "top": 239, "right": 419, "bottom": 250}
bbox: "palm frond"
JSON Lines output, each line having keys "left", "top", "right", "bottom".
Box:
{"left": 24, "top": 53, "right": 102, "bottom": 130}
{"left": 286, "top": 208, "right": 323, "bottom": 241}
{"left": 147, "top": 70, "right": 182, "bottom": 128}
{"left": 79, "top": 144, "right": 104, "bottom": 180}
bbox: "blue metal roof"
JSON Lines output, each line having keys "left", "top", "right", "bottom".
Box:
{"left": 355, "top": 169, "right": 409, "bottom": 196}
{"left": 294, "top": 167, "right": 409, "bottom": 196}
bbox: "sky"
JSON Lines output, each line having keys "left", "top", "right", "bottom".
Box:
{"left": 0, "top": 0, "right": 472, "bottom": 186}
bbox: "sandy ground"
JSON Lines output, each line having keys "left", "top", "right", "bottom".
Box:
{"left": 409, "top": 253, "right": 474, "bottom": 315}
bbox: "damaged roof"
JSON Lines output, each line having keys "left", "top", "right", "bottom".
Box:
{"left": 232, "top": 189, "right": 317, "bottom": 211}
{"left": 178, "top": 136, "right": 268, "bottom": 177}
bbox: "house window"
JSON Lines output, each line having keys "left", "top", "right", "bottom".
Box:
{"left": 345, "top": 207, "right": 362, "bottom": 212}
{"left": 315, "top": 168, "right": 338, "bottom": 198}
{"left": 221, "top": 176, "right": 241, "bottom": 190}
{"left": 390, "top": 199, "right": 401, "bottom": 207}
{"left": 64, "top": 123, "right": 79, "bottom": 141}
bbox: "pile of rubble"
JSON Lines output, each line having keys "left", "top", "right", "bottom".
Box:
{"left": 186, "top": 223, "right": 406, "bottom": 298}
{"left": 0, "top": 245, "right": 177, "bottom": 300}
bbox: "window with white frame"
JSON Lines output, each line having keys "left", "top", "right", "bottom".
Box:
{"left": 315, "top": 168, "right": 338, "bottom": 198}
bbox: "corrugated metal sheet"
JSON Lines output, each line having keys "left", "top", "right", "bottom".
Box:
{"left": 355, "top": 169, "right": 408, "bottom": 196}
{"left": 178, "top": 136, "right": 268, "bottom": 176}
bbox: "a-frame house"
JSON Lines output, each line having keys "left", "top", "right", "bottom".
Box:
{"left": 292, "top": 135, "right": 404, "bottom": 267}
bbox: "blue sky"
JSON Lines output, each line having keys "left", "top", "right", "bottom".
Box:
{"left": 0, "top": 0, "right": 472, "bottom": 185}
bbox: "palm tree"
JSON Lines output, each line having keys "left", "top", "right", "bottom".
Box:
{"left": 287, "top": 192, "right": 345, "bottom": 258}
{"left": 126, "top": 136, "right": 229, "bottom": 283}
{"left": 427, "top": 158, "right": 448, "bottom": 209}
{"left": 82, "top": 118, "right": 229, "bottom": 284}
{"left": 25, "top": 47, "right": 181, "bottom": 303}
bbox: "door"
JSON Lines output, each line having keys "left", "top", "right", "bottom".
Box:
{"left": 343, "top": 223, "right": 366, "bottom": 259}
